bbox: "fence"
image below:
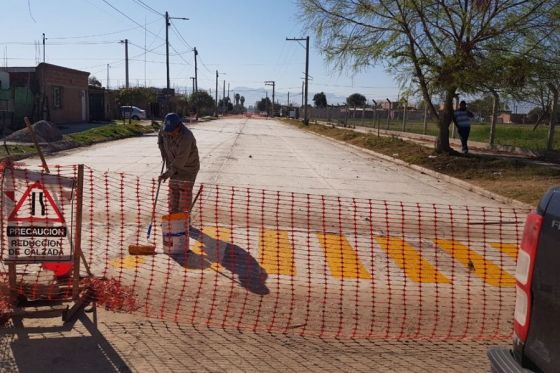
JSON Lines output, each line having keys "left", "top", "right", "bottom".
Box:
{"left": 0, "top": 165, "right": 529, "bottom": 340}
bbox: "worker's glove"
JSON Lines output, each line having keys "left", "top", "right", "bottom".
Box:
{"left": 159, "top": 170, "right": 170, "bottom": 182}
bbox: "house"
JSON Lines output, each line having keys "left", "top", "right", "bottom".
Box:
{"left": 1, "top": 63, "right": 90, "bottom": 127}
{"left": 496, "top": 111, "right": 512, "bottom": 124}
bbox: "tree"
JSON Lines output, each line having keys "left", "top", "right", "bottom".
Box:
{"left": 88, "top": 76, "right": 102, "bottom": 87}
{"left": 299, "top": 0, "right": 557, "bottom": 153}
{"left": 346, "top": 93, "right": 366, "bottom": 107}
{"left": 115, "top": 87, "right": 156, "bottom": 108}
{"left": 234, "top": 93, "right": 240, "bottom": 106}
{"left": 256, "top": 97, "right": 271, "bottom": 112}
{"left": 313, "top": 92, "right": 327, "bottom": 108}
{"left": 240, "top": 96, "right": 245, "bottom": 108}
{"left": 188, "top": 91, "right": 215, "bottom": 116}
{"left": 527, "top": 107, "right": 547, "bottom": 124}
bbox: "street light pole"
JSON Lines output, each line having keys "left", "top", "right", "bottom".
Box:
{"left": 165, "top": 11, "right": 189, "bottom": 91}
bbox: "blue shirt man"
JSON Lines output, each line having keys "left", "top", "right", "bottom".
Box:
{"left": 453, "top": 101, "right": 474, "bottom": 154}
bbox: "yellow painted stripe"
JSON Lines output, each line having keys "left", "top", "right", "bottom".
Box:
{"left": 317, "top": 233, "right": 371, "bottom": 280}
{"left": 258, "top": 229, "right": 296, "bottom": 275}
{"left": 435, "top": 239, "right": 515, "bottom": 287}
{"left": 191, "top": 226, "right": 232, "bottom": 270}
{"left": 490, "top": 242, "right": 519, "bottom": 260}
{"left": 375, "top": 236, "right": 450, "bottom": 284}
{"left": 110, "top": 255, "right": 146, "bottom": 269}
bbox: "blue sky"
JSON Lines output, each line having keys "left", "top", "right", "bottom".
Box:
{"left": 2, "top": 0, "right": 401, "bottom": 105}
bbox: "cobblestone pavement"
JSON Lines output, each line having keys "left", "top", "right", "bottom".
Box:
{"left": 0, "top": 309, "right": 506, "bottom": 372}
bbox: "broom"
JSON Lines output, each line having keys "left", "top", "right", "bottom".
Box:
{"left": 128, "top": 183, "right": 202, "bottom": 255}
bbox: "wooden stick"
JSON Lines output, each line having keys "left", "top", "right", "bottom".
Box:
{"left": 24, "top": 117, "right": 49, "bottom": 173}
{"left": 73, "top": 164, "right": 84, "bottom": 300}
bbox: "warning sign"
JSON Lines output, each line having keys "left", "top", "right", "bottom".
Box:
{"left": 8, "top": 182, "right": 65, "bottom": 223}
{"left": 3, "top": 180, "right": 73, "bottom": 263}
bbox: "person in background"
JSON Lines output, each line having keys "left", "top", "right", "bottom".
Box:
{"left": 158, "top": 113, "right": 200, "bottom": 213}
{"left": 453, "top": 100, "right": 474, "bottom": 154}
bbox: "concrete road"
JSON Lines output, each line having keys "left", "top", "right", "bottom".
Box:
{"left": 33, "top": 117, "right": 506, "bottom": 206}
{"left": 8, "top": 118, "right": 515, "bottom": 369}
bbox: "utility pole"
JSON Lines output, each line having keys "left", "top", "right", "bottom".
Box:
{"left": 42, "top": 33, "right": 46, "bottom": 62}
{"left": 287, "top": 92, "right": 290, "bottom": 106}
{"left": 227, "top": 82, "right": 230, "bottom": 100}
{"left": 222, "top": 79, "right": 226, "bottom": 114}
{"left": 215, "top": 70, "right": 219, "bottom": 116}
{"left": 265, "top": 81, "right": 275, "bottom": 117}
{"left": 120, "top": 39, "right": 129, "bottom": 88}
{"left": 301, "top": 81, "right": 304, "bottom": 108}
{"left": 106, "top": 64, "right": 110, "bottom": 89}
{"left": 286, "top": 36, "right": 310, "bottom": 124}
{"left": 165, "top": 11, "right": 189, "bottom": 91}
{"left": 190, "top": 77, "right": 196, "bottom": 94}
{"left": 193, "top": 47, "right": 198, "bottom": 92}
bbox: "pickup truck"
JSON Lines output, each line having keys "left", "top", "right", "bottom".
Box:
{"left": 488, "top": 186, "right": 560, "bottom": 372}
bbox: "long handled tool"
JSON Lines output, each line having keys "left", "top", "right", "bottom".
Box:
{"left": 146, "top": 161, "right": 165, "bottom": 240}
{"left": 129, "top": 182, "right": 202, "bottom": 255}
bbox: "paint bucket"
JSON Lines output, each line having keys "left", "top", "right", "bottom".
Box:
{"left": 161, "top": 212, "right": 190, "bottom": 255}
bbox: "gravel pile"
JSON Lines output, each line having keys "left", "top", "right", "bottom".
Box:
{"left": 5, "top": 120, "right": 63, "bottom": 143}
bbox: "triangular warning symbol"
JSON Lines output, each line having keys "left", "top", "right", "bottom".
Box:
{"left": 8, "top": 182, "right": 65, "bottom": 223}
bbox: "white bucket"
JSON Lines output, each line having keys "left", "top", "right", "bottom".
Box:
{"left": 161, "top": 212, "right": 190, "bottom": 255}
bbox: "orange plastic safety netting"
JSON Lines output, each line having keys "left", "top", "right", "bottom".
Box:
{"left": 0, "top": 165, "right": 528, "bottom": 340}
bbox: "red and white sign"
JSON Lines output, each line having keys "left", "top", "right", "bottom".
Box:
{"left": 4, "top": 179, "right": 73, "bottom": 263}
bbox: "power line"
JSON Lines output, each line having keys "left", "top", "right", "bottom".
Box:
{"left": 49, "top": 20, "right": 159, "bottom": 40}
{"left": 130, "top": 0, "right": 163, "bottom": 16}
{"left": 99, "top": 0, "right": 161, "bottom": 41}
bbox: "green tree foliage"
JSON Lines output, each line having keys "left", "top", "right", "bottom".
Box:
{"left": 240, "top": 96, "right": 245, "bottom": 107}
{"left": 188, "top": 91, "right": 215, "bottom": 116}
{"left": 346, "top": 93, "right": 366, "bottom": 107}
{"left": 313, "top": 92, "right": 328, "bottom": 108}
{"left": 88, "top": 76, "right": 102, "bottom": 87}
{"left": 299, "top": 0, "right": 557, "bottom": 153}
{"left": 527, "top": 107, "right": 548, "bottom": 124}
{"left": 256, "top": 97, "right": 272, "bottom": 112}
{"left": 115, "top": 87, "right": 156, "bottom": 108}
{"left": 469, "top": 95, "right": 510, "bottom": 119}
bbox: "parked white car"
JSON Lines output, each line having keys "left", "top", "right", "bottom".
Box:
{"left": 120, "top": 106, "right": 146, "bottom": 120}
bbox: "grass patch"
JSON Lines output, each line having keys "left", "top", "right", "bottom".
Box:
{"left": 284, "top": 119, "right": 560, "bottom": 205}
{"left": 0, "top": 144, "right": 37, "bottom": 158}
{"left": 66, "top": 121, "right": 155, "bottom": 145}
{"left": 339, "top": 118, "right": 559, "bottom": 151}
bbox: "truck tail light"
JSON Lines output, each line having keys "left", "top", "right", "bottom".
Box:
{"left": 514, "top": 212, "right": 543, "bottom": 342}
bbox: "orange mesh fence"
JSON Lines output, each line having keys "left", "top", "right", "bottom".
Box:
{"left": 0, "top": 165, "right": 528, "bottom": 340}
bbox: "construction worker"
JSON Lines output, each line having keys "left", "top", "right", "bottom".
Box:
{"left": 158, "top": 112, "right": 200, "bottom": 213}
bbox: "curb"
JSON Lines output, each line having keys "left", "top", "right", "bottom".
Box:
{"left": 291, "top": 122, "right": 533, "bottom": 210}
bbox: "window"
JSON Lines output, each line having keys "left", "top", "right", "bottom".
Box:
{"left": 53, "top": 86, "right": 63, "bottom": 109}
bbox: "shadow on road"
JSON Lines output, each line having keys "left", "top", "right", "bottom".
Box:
{"left": 2, "top": 312, "right": 130, "bottom": 373}
{"left": 170, "top": 226, "right": 270, "bottom": 296}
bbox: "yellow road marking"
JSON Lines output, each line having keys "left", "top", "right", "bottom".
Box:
{"left": 435, "top": 239, "right": 515, "bottom": 287}
{"left": 489, "top": 242, "right": 519, "bottom": 260}
{"left": 317, "top": 233, "right": 372, "bottom": 280}
{"left": 110, "top": 255, "right": 146, "bottom": 269}
{"left": 258, "top": 229, "right": 296, "bottom": 275}
{"left": 375, "top": 236, "right": 450, "bottom": 284}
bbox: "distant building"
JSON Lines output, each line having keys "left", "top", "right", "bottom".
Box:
{"left": 0, "top": 63, "right": 90, "bottom": 127}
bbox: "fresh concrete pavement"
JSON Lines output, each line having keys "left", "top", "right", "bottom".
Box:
{"left": 31, "top": 117, "right": 506, "bottom": 206}
{"left": 3, "top": 117, "right": 511, "bottom": 372}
